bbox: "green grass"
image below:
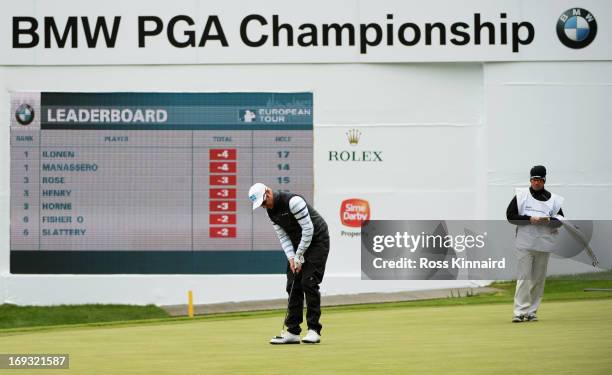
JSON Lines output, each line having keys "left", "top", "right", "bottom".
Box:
{"left": 1, "top": 276, "right": 611, "bottom": 374}
{"left": 1, "top": 298, "right": 611, "bottom": 374}
{"left": 1, "top": 275, "right": 612, "bottom": 333}
{"left": 0, "top": 304, "right": 169, "bottom": 330}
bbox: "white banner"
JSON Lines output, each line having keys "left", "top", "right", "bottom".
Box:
{"left": 313, "top": 124, "right": 485, "bottom": 275}
{"left": 1, "top": 0, "right": 611, "bottom": 65}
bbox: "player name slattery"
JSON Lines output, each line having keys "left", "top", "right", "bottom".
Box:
{"left": 42, "top": 229, "right": 86, "bottom": 236}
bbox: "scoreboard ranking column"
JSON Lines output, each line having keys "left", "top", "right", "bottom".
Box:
{"left": 10, "top": 94, "right": 41, "bottom": 251}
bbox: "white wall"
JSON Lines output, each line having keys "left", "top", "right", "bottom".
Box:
{"left": 1, "top": 61, "right": 610, "bottom": 305}
{"left": 485, "top": 61, "right": 612, "bottom": 220}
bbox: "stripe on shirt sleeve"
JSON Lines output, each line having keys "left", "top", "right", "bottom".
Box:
{"left": 272, "top": 222, "right": 295, "bottom": 259}
{"left": 289, "top": 196, "right": 314, "bottom": 254}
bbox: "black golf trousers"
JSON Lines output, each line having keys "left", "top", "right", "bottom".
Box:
{"left": 285, "top": 236, "right": 329, "bottom": 335}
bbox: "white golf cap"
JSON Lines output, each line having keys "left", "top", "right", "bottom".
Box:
{"left": 248, "top": 183, "right": 268, "bottom": 210}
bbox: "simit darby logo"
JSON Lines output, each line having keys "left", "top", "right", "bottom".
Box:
{"left": 340, "top": 199, "right": 370, "bottom": 227}
{"left": 556, "top": 8, "right": 597, "bottom": 49}
{"left": 15, "top": 103, "right": 35, "bottom": 125}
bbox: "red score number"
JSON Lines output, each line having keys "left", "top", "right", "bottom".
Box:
{"left": 210, "top": 175, "right": 236, "bottom": 186}
{"left": 210, "top": 149, "right": 237, "bottom": 160}
{"left": 210, "top": 214, "right": 236, "bottom": 225}
{"left": 210, "top": 227, "right": 236, "bottom": 238}
{"left": 209, "top": 162, "right": 236, "bottom": 173}
{"left": 209, "top": 200, "right": 236, "bottom": 212}
{"left": 210, "top": 188, "right": 236, "bottom": 199}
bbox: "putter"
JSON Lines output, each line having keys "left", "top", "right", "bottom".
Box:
{"left": 273, "top": 276, "right": 296, "bottom": 339}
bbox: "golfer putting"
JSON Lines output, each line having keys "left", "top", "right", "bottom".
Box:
{"left": 248, "top": 183, "right": 330, "bottom": 344}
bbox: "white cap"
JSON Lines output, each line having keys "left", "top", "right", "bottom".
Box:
{"left": 248, "top": 183, "right": 268, "bottom": 210}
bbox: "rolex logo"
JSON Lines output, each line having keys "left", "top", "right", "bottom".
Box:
{"left": 346, "top": 129, "right": 361, "bottom": 145}
{"left": 329, "top": 128, "right": 383, "bottom": 162}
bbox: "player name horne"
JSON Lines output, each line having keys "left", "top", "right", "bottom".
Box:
{"left": 372, "top": 257, "right": 506, "bottom": 269}
{"left": 46, "top": 108, "right": 168, "bottom": 123}
{"left": 42, "top": 203, "right": 71, "bottom": 210}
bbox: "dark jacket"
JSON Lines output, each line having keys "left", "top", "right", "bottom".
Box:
{"left": 266, "top": 191, "right": 328, "bottom": 247}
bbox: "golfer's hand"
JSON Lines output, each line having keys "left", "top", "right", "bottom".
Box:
{"left": 293, "top": 252, "right": 304, "bottom": 273}
{"left": 289, "top": 258, "right": 296, "bottom": 273}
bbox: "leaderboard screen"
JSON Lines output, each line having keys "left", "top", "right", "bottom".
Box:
{"left": 9, "top": 92, "right": 313, "bottom": 274}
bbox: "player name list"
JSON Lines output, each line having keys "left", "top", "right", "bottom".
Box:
{"left": 10, "top": 93, "right": 313, "bottom": 253}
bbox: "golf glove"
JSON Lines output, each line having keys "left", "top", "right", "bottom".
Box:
{"left": 294, "top": 250, "right": 305, "bottom": 268}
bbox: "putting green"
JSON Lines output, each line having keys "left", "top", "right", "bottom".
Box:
{"left": 1, "top": 299, "right": 611, "bottom": 374}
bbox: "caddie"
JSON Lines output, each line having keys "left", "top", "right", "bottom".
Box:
{"left": 506, "top": 165, "right": 564, "bottom": 323}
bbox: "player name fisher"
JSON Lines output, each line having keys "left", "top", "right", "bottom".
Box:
{"left": 42, "top": 216, "right": 74, "bottom": 223}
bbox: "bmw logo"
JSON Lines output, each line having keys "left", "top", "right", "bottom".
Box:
{"left": 15, "top": 103, "right": 35, "bottom": 125}
{"left": 557, "top": 8, "right": 597, "bottom": 49}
